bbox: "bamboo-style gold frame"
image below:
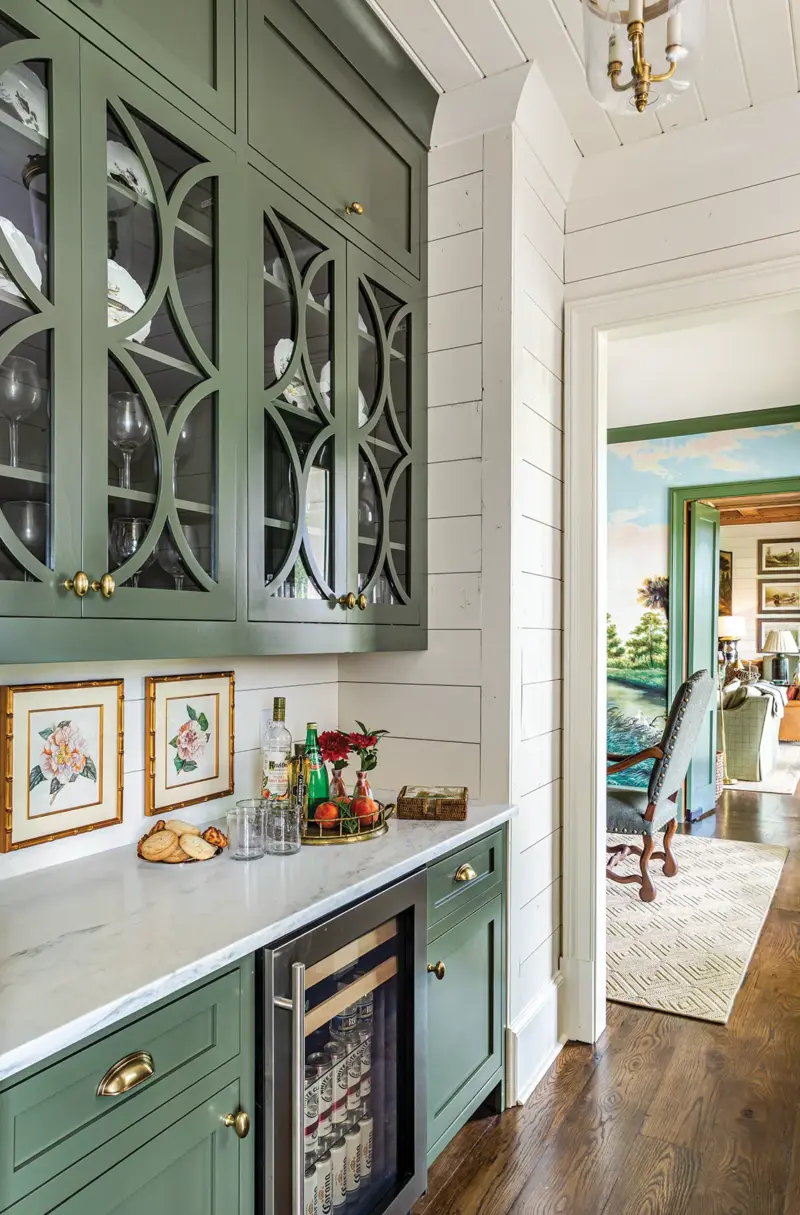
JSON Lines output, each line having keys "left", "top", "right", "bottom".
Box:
{"left": 0, "top": 679, "right": 124, "bottom": 853}
{"left": 144, "top": 672, "right": 235, "bottom": 816}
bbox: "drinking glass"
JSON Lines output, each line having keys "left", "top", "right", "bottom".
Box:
{"left": 109, "top": 516, "right": 154, "bottom": 587}
{"left": 108, "top": 392, "right": 150, "bottom": 490}
{"left": 4, "top": 499, "right": 48, "bottom": 578}
{"left": 266, "top": 800, "right": 301, "bottom": 855}
{"left": 227, "top": 800, "right": 267, "bottom": 860}
{"left": 0, "top": 356, "right": 43, "bottom": 468}
{"left": 157, "top": 523, "right": 199, "bottom": 590}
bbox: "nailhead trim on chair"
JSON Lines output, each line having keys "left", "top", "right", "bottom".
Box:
{"left": 652, "top": 671, "right": 704, "bottom": 801}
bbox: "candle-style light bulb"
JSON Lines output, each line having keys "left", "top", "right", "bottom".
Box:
{"left": 609, "top": 28, "right": 623, "bottom": 63}
{"left": 628, "top": 0, "right": 644, "bottom": 23}
{"left": 666, "top": 6, "right": 688, "bottom": 60}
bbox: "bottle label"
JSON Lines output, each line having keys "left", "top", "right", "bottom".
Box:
{"left": 346, "top": 1047, "right": 361, "bottom": 1110}
{"left": 263, "top": 752, "right": 289, "bottom": 800}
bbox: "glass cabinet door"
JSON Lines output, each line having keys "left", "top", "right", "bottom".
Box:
{"left": 248, "top": 170, "right": 348, "bottom": 623}
{"left": 0, "top": 1, "right": 82, "bottom": 617}
{"left": 348, "top": 249, "right": 426, "bottom": 626}
{"left": 79, "top": 46, "right": 241, "bottom": 620}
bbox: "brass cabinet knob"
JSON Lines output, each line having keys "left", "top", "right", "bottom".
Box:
{"left": 355, "top": 593, "right": 367, "bottom": 611}
{"left": 454, "top": 863, "right": 477, "bottom": 883}
{"left": 338, "top": 592, "right": 356, "bottom": 610}
{"left": 64, "top": 571, "right": 90, "bottom": 598}
{"left": 345, "top": 201, "right": 365, "bottom": 216}
{"left": 97, "top": 1051, "right": 154, "bottom": 1096}
{"left": 223, "top": 1109, "right": 251, "bottom": 1139}
{"left": 91, "top": 573, "right": 116, "bottom": 598}
{"left": 427, "top": 961, "right": 446, "bottom": 981}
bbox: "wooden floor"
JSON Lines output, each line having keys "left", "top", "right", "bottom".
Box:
{"left": 414, "top": 789, "right": 800, "bottom": 1215}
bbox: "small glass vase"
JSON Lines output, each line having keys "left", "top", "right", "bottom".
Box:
{"left": 330, "top": 768, "right": 348, "bottom": 800}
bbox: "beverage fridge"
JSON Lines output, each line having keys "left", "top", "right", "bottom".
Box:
{"left": 257, "top": 871, "right": 428, "bottom": 1215}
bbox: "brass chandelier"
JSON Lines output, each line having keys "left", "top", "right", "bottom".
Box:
{"left": 582, "top": 0, "right": 707, "bottom": 115}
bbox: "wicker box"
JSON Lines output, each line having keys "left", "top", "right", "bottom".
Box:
{"left": 396, "top": 785, "right": 469, "bottom": 821}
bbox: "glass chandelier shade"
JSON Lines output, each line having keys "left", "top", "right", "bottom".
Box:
{"left": 583, "top": 0, "right": 708, "bottom": 114}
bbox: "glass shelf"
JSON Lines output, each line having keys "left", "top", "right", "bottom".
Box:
{"left": 358, "top": 534, "right": 406, "bottom": 551}
{"left": 364, "top": 434, "right": 400, "bottom": 454}
{"left": 0, "top": 106, "right": 47, "bottom": 149}
{"left": 358, "top": 327, "right": 405, "bottom": 363}
{"left": 108, "top": 485, "right": 212, "bottom": 516}
{"left": 0, "top": 464, "right": 49, "bottom": 486}
{"left": 121, "top": 339, "right": 203, "bottom": 377}
{"left": 107, "top": 177, "right": 211, "bottom": 248}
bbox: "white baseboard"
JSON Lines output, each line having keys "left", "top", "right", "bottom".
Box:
{"left": 506, "top": 975, "right": 565, "bottom": 1106}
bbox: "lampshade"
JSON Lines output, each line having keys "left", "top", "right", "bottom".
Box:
{"left": 762, "top": 630, "right": 800, "bottom": 655}
{"left": 718, "top": 616, "right": 745, "bottom": 640}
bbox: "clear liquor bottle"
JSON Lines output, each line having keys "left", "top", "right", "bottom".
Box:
{"left": 262, "top": 696, "right": 292, "bottom": 802}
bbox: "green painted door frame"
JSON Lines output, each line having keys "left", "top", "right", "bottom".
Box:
{"left": 669, "top": 475, "right": 800, "bottom": 813}
{"left": 686, "top": 501, "right": 720, "bottom": 816}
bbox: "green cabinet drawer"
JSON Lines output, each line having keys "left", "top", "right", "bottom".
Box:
{"left": 427, "top": 894, "right": 504, "bottom": 1161}
{"left": 0, "top": 971, "right": 241, "bottom": 1211}
{"left": 248, "top": 0, "right": 424, "bottom": 277}
{"left": 427, "top": 829, "right": 506, "bottom": 938}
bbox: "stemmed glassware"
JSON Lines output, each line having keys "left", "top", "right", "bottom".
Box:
{"left": 4, "top": 499, "right": 48, "bottom": 580}
{"left": 109, "top": 516, "right": 154, "bottom": 587}
{"left": 108, "top": 392, "right": 150, "bottom": 490}
{"left": 157, "top": 523, "right": 200, "bottom": 590}
{"left": 0, "top": 356, "right": 43, "bottom": 468}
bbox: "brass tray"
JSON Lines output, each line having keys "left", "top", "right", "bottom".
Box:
{"left": 301, "top": 801, "right": 394, "bottom": 845}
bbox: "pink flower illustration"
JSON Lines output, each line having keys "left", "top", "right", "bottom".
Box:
{"left": 41, "top": 723, "right": 87, "bottom": 782}
{"left": 175, "top": 718, "right": 206, "bottom": 761}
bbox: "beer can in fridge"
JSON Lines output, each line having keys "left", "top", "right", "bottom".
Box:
{"left": 358, "top": 1029, "right": 372, "bottom": 1098}
{"left": 315, "top": 1151, "right": 333, "bottom": 1215}
{"left": 324, "top": 1040, "right": 348, "bottom": 1125}
{"left": 307, "top": 1050, "right": 333, "bottom": 1139}
{"left": 304, "top": 1163, "right": 318, "bottom": 1215}
{"left": 330, "top": 1136, "right": 347, "bottom": 1209}
{"left": 358, "top": 1113, "right": 374, "bottom": 1178}
{"left": 344, "top": 1123, "right": 361, "bottom": 1193}
{"left": 346, "top": 1042, "right": 361, "bottom": 1111}
{"left": 304, "top": 1065, "right": 320, "bottom": 1151}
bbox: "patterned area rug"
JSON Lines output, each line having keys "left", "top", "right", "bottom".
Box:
{"left": 607, "top": 832, "right": 787, "bottom": 1023}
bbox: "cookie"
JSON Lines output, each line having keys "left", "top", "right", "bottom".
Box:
{"left": 179, "top": 833, "right": 217, "bottom": 861}
{"left": 163, "top": 819, "right": 201, "bottom": 837}
{"left": 202, "top": 826, "right": 228, "bottom": 849}
{"left": 148, "top": 819, "right": 166, "bottom": 835}
{"left": 161, "top": 844, "right": 190, "bottom": 863}
{"left": 141, "top": 829, "right": 180, "bottom": 861}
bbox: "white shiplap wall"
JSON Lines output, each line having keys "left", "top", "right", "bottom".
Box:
{"left": 0, "top": 656, "right": 338, "bottom": 881}
{"left": 720, "top": 521, "right": 800, "bottom": 661}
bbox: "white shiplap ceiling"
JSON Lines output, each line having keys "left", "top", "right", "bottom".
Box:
{"left": 365, "top": 0, "right": 800, "bottom": 156}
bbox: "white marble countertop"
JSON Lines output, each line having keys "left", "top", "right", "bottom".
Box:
{"left": 0, "top": 803, "right": 514, "bottom": 1084}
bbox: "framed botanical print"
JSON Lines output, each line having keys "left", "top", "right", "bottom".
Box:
{"left": 145, "top": 672, "right": 234, "bottom": 816}
{"left": 758, "top": 538, "right": 800, "bottom": 575}
{"left": 0, "top": 680, "right": 124, "bottom": 852}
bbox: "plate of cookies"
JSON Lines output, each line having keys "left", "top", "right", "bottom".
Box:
{"left": 137, "top": 818, "right": 228, "bottom": 865}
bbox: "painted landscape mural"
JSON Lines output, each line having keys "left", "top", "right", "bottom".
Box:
{"left": 607, "top": 420, "right": 800, "bottom": 787}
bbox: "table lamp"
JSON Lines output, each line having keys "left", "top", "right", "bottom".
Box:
{"left": 762, "top": 628, "right": 800, "bottom": 686}
{"left": 718, "top": 616, "right": 745, "bottom": 665}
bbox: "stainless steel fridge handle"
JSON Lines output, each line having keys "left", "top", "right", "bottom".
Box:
{"left": 274, "top": 962, "right": 306, "bottom": 1215}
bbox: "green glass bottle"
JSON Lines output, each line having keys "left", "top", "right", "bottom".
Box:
{"left": 305, "top": 722, "right": 330, "bottom": 815}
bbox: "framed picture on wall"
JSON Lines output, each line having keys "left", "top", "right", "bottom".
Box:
{"left": 758, "top": 618, "right": 800, "bottom": 653}
{"left": 758, "top": 539, "right": 800, "bottom": 575}
{"left": 144, "top": 671, "right": 234, "bottom": 816}
{"left": 0, "top": 679, "right": 124, "bottom": 852}
{"left": 719, "top": 550, "right": 733, "bottom": 615}
{"left": 759, "top": 581, "right": 800, "bottom": 613}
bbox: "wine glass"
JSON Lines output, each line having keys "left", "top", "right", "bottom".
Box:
{"left": 109, "top": 516, "right": 154, "bottom": 587}
{"left": 0, "top": 356, "right": 43, "bottom": 468}
{"left": 108, "top": 392, "right": 150, "bottom": 490}
{"left": 157, "top": 524, "right": 199, "bottom": 590}
{"left": 4, "top": 499, "right": 48, "bottom": 580}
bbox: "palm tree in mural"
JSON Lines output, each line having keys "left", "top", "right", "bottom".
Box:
{"left": 637, "top": 574, "right": 669, "bottom": 617}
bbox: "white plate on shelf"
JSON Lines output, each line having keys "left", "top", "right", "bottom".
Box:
{"left": 107, "top": 140, "right": 153, "bottom": 201}
{"left": 107, "top": 259, "right": 150, "bottom": 343}
{"left": 0, "top": 217, "right": 42, "bottom": 299}
{"left": 319, "top": 360, "right": 368, "bottom": 425}
{"left": 274, "top": 337, "right": 312, "bottom": 411}
{"left": 0, "top": 65, "right": 48, "bottom": 138}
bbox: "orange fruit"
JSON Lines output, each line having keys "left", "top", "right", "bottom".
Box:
{"left": 314, "top": 801, "right": 340, "bottom": 830}
{"left": 351, "top": 796, "right": 379, "bottom": 827}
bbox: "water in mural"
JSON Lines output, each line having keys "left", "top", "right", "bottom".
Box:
{"left": 607, "top": 420, "right": 800, "bottom": 787}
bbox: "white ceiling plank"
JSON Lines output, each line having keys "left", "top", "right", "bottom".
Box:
{"left": 730, "top": 0, "right": 797, "bottom": 105}
{"left": 790, "top": 0, "right": 800, "bottom": 83}
{"left": 434, "top": 0, "right": 527, "bottom": 77}
{"left": 657, "top": 87, "right": 706, "bottom": 132}
{"left": 609, "top": 109, "right": 662, "bottom": 144}
{"left": 369, "top": 0, "right": 482, "bottom": 92}
{"left": 550, "top": 0, "right": 584, "bottom": 57}
{"left": 497, "top": 0, "right": 620, "bottom": 156}
{"left": 694, "top": 0, "right": 751, "bottom": 121}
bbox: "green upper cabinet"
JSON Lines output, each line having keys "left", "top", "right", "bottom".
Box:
{"left": 248, "top": 168, "right": 349, "bottom": 623}
{"left": 248, "top": 0, "right": 424, "bottom": 278}
{"left": 79, "top": 46, "right": 242, "bottom": 620}
{"left": 0, "top": 1, "right": 83, "bottom": 618}
{"left": 65, "top": 0, "right": 237, "bottom": 130}
{"left": 349, "top": 248, "right": 426, "bottom": 626}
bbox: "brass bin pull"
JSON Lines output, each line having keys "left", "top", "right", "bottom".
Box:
{"left": 91, "top": 573, "right": 116, "bottom": 598}
{"left": 64, "top": 571, "right": 90, "bottom": 598}
{"left": 338, "top": 592, "right": 356, "bottom": 610}
{"left": 223, "top": 1110, "right": 251, "bottom": 1139}
{"left": 427, "top": 961, "right": 446, "bottom": 981}
{"left": 97, "top": 1051, "right": 154, "bottom": 1096}
{"left": 454, "top": 862, "right": 477, "bottom": 883}
{"left": 345, "top": 201, "right": 365, "bottom": 216}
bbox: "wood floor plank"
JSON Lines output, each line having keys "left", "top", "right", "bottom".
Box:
{"left": 414, "top": 790, "right": 800, "bottom": 1215}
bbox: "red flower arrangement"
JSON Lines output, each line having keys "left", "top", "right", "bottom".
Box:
{"left": 318, "top": 730, "right": 352, "bottom": 772}
{"left": 317, "top": 722, "right": 389, "bottom": 774}
{"left": 348, "top": 720, "right": 388, "bottom": 773}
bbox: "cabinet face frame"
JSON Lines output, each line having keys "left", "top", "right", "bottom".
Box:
{"left": 78, "top": 45, "right": 242, "bottom": 621}
{"left": 0, "top": 0, "right": 84, "bottom": 618}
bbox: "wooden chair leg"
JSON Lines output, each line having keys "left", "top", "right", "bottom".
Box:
{"left": 662, "top": 817, "right": 678, "bottom": 877}
{"left": 639, "top": 833, "right": 656, "bottom": 902}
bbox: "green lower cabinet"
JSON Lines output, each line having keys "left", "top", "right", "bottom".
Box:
{"left": 426, "top": 892, "right": 505, "bottom": 1165}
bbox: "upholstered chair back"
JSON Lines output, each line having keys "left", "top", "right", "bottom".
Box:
{"left": 648, "top": 670, "right": 714, "bottom": 811}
